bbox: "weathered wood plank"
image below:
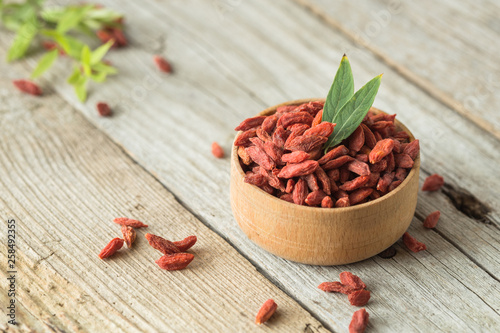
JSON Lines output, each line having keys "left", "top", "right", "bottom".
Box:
{"left": 294, "top": 0, "right": 500, "bottom": 141}
{"left": 0, "top": 71, "right": 327, "bottom": 332}
{"left": 2, "top": 0, "right": 499, "bottom": 331}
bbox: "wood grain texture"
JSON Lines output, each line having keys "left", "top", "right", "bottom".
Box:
{"left": 231, "top": 100, "right": 420, "bottom": 265}
{"left": 1, "top": 0, "right": 499, "bottom": 331}
{"left": 0, "top": 70, "right": 327, "bottom": 332}
{"left": 294, "top": 0, "right": 500, "bottom": 140}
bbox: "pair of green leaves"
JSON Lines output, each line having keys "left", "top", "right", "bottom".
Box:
{"left": 322, "top": 55, "right": 382, "bottom": 152}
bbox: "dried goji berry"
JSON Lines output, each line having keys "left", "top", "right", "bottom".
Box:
{"left": 98, "top": 238, "right": 124, "bottom": 259}
{"left": 348, "top": 290, "right": 371, "bottom": 306}
{"left": 349, "top": 188, "right": 373, "bottom": 205}
{"left": 404, "top": 139, "right": 420, "bottom": 160}
{"left": 155, "top": 253, "right": 194, "bottom": 271}
{"left": 261, "top": 114, "right": 278, "bottom": 134}
{"left": 347, "top": 160, "right": 371, "bottom": 176}
{"left": 304, "top": 173, "right": 320, "bottom": 191}
{"left": 318, "top": 281, "right": 354, "bottom": 294}
{"left": 235, "top": 116, "right": 267, "bottom": 131}
{"left": 321, "top": 196, "right": 334, "bottom": 208}
{"left": 305, "top": 190, "right": 327, "bottom": 206}
{"left": 96, "top": 102, "right": 112, "bottom": 117}
{"left": 238, "top": 146, "right": 252, "bottom": 165}
{"left": 121, "top": 225, "right": 136, "bottom": 248}
{"left": 335, "top": 197, "right": 350, "bottom": 207}
{"left": 173, "top": 235, "right": 197, "bottom": 252}
{"left": 311, "top": 109, "right": 323, "bottom": 127}
{"left": 211, "top": 142, "right": 224, "bottom": 158}
{"left": 153, "top": 55, "right": 172, "bottom": 73}
{"left": 277, "top": 111, "right": 313, "bottom": 129}
{"left": 145, "top": 233, "right": 181, "bottom": 255}
{"left": 282, "top": 151, "right": 310, "bottom": 164}
{"left": 234, "top": 129, "right": 257, "bottom": 147}
{"left": 322, "top": 155, "right": 355, "bottom": 170}
{"left": 245, "top": 146, "right": 275, "bottom": 170}
{"left": 423, "top": 211, "right": 441, "bottom": 229}
{"left": 339, "top": 272, "right": 367, "bottom": 290}
{"left": 422, "top": 174, "right": 444, "bottom": 191}
{"left": 315, "top": 167, "right": 331, "bottom": 195}
{"left": 255, "top": 299, "right": 277, "bottom": 325}
{"left": 280, "top": 193, "right": 294, "bottom": 203}
{"left": 339, "top": 175, "right": 370, "bottom": 191}
{"left": 395, "top": 153, "right": 414, "bottom": 168}
{"left": 403, "top": 232, "right": 427, "bottom": 252}
{"left": 349, "top": 308, "right": 369, "bottom": 333}
{"left": 278, "top": 160, "right": 319, "bottom": 178}
{"left": 292, "top": 178, "right": 308, "bottom": 205}
{"left": 369, "top": 139, "right": 394, "bottom": 164}
{"left": 244, "top": 172, "right": 267, "bottom": 187}
{"left": 318, "top": 145, "right": 349, "bottom": 164}
{"left": 348, "top": 125, "right": 365, "bottom": 152}
{"left": 113, "top": 217, "right": 148, "bottom": 228}
{"left": 304, "top": 122, "right": 335, "bottom": 138}
{"left": 13, "top": 79, "right": 42, "bottom": 96}
{"left": 256, "top": 127, "right": 272, "bottom": 142}
{"left": 285, "top": 135, "right": 328, "bottom": 152}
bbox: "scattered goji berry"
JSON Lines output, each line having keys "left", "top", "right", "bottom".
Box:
{"left": 348, "top": 290, "right": 371, "bottom": 306}
{"left": 173, "top": 235, "right": 197, "bottom": 252}
{"left": 96, "top": 102, "right": 112, "bottom": 117}
{"left": 403, "top": 232, "right": 427, "bottom": 252}
{"left": 211, "top": 142, "right": 225, "bottom": 158}
{"left": 145, "top": 233, "right": 181, "bottom": 255}
{"left": 121, "top": 225, "right": 136, "bottom": 248}
{"left": 98, "top": 238, "right": 124, "bottom": 259}
{"left": 349, "top": 308, "right": 369, "bottom": 333}
{"left": 113, "top": 217, "right": 148, "bottom": 228}
{"left": 13, "top": 79, "right": 42, "bottom": 96}
{"left": 422, "top": 174, "right": 444, "bottom": 191}
{"left": 255, "top": 299, "right": 277, "bottom": 325}
{"left": 155, "top": 253, "right": 194, "bottom": 270}
{"left": 423, "top": 211, "right": 441, "bottom": 228}
{"left": 339, "top": 272, "right": 367, "bottom": 290}
{"left": 153, "top": 55, "right": 172, "bottom": 73}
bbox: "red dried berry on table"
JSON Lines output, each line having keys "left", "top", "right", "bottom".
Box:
{"left": 318, "top": 281, "right": 355, "bottom": 295}
{"left": 255, "top": 299, "right": 278, "bottom": 325}
{"left": 96, "top": 102, "right": 112, "bottom": 117}
{"left": 211, "top": 142, "right": 224, "bottom": 158}
{"left": 121, "top": 225, "right": 136, "bottom": 248}
{"left": 155, "top": 253, "right": 194, "bottom": 270}
{"left": 145, "top": 233, "right": 181, "bottom": 255}
{"left": 173, "top": 235, "right": 197, "bottom": 252}
{"left": 98, "top": 238, "right": 124, "bottom": 259}
{"left": 422, "top": 174, "right": 444, "bottom": 191}
{"left": 13, "top": 79, "right": 42, "bottom": 96}
{"left": 153, "top": 55, "right": 172, "bottom": 73}
{"left": 339, "top": 272, "right": 367, "bottom": 290}
{"left": 403, "top": 232, "right": 427, "bottom": 252}
{"left": 348, "top": 290, "right": 371, "bottom": 306}
{"left": 349, "top": 308, "right": 369, "bottom": 333}
{"left": 423, "top": 211, "right": 441, "bottom": 228}
{"left": 113, "top": 217, "right": 148, "bottom": 228}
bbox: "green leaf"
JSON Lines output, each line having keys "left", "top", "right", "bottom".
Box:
{"left": 73, "top": 76, "right": 88, "bottom": 102}
{"left": 92, "top": 62, "right": 117, "bottom": 75}
{"left": 322, "top": 54, "right": 354, "bottom": 123}
{"left": 31, "top": 49, "right": 58, "bottom": 78}
{"left": 324, "top": 74, "right": 383, "bottom": 150}
{"left": 7, "top": 16, "right": 38, "bottom": 61}
{"left": 80, "top": 45, "right": 91, "bottom": 75}
{"left": 67, "top": 67, "right": 81, "bottom": 85}
{"left": 90, "top": 71, "right": 107, "bottom": 83}
{"left": 90, "top": 40, "right": 113, "bottom": 65}
{"left": 56, "top": 6, "right": 91, "bottom": 33}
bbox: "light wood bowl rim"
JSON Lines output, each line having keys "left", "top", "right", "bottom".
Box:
{"left": 231, "top": 97, "right": 420, "bottom": 214}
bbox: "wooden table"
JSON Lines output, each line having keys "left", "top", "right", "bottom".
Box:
{"left": 1, "top": 0, "right": 499, "bottom": 332}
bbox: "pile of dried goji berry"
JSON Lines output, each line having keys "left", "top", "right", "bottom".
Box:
{"left": 98, "top": 217, "right": 197, "bottom": 271}
{"left": 234, "top": 101, "right": 420, "bottom": 208}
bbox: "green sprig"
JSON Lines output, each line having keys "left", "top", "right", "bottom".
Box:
{"left": 0, "top": 0, "right": 123, "bottom": 101}
{"left": 322, "top": 55, "right": 382, "bottom": 152}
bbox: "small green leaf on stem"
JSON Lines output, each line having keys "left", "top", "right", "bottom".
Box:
{"left": 90, "top": 40, "right": 113, "bottom": 65}
{"left": 31, "top": 49, "right": 58, "bottom": 78}
{"left": 322, "top": 54, "right": 354, "bottom": 123}
{"left": 324, "top": 74, "right": 383, "bottom": 150}
{"left": 7, "top": 16, "right": 38, "bottom": 61}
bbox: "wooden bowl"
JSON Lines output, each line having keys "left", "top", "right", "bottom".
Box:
{"left": 230, "top": 98, "right": 420, "bottom": 265}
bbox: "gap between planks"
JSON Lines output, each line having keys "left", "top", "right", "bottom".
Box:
{"left": 291, "top": 0, "right": 500, "bottom": 143}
